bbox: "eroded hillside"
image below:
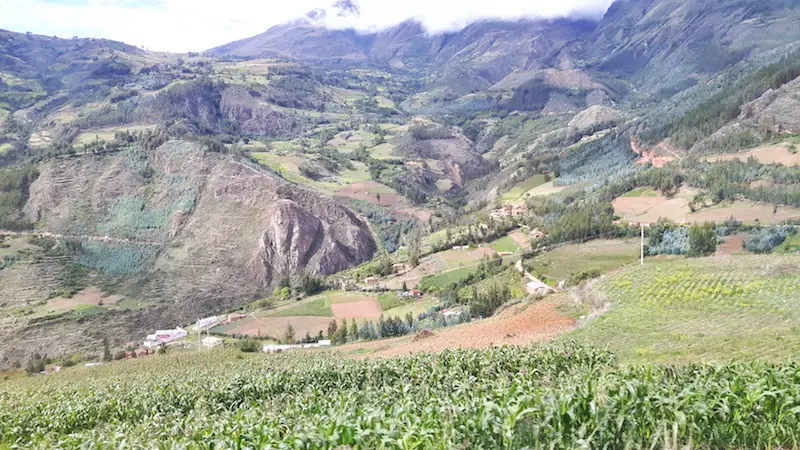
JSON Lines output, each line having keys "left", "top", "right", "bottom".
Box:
{"left": 0, "top": 140, "right": 375, "bottom": 367}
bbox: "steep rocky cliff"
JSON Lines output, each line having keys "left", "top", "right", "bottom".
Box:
{"left": 0, "top": 140, "right": 376, "bottom": 368}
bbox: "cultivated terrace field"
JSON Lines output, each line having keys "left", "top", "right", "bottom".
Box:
{"left": 569, "top": 255, "right": 800, "bottom": 364}
{"left": 2, "top": 343, "right": 800, "bottom": 449}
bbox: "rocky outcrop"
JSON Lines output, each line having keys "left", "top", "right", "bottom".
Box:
{"left": 0, "top": 140, "right": 377, "bottom": 368}
{"left": 740, "top": 76, "right": 800, "bottom": 134}
{"left": 568, "top": 106, "right": 624, "bottom": 133}
{"left": 220, "top": 85, "right": 302, "bottom": 136}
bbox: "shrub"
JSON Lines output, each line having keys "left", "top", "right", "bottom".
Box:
{"left": 688, "top": 223, "right": 718, "bottom": 257}
{"left": 567, "top": 269, "right": 603, "bottom": 287}
{"left": 744, "top": 226, "right": 797, "bottom": 253}
{"left": 239, "top": 339, "right": 261, "bottom": 353}
{"left": 649, "top": 227, "right": 689, "bottom": 255}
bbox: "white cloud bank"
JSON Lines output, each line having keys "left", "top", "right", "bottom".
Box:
{"left": 0, "top": 0, "right": 616, "bottom": 53}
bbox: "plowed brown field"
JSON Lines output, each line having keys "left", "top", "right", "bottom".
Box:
{"left": 336, "top": 297, "right": 575, "bottom": 358}
{"left": 331, "top": 299, "right": 382, "bottom": 319}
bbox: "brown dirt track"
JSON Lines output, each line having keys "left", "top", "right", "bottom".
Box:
{"left": 509, "top": 230, "right": 530, "bottom": 248}
{"left": 716, "top": 234, "right": 748, "bottom": 256}
{"left": 336, "top": 297, "right": 576, "bottom": 358}
{"left": 331, "top": 299, "right": 382, "bottom": 319}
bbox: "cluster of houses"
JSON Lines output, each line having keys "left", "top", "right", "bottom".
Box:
{"left": 489, "top": 204, "right": 526, "bottom": 220}
{"left": 400, "top": 290, "right": 423, "bottom": 299}
{"left": 143, "top": 327, "right": 189, "bottom": 349}
{"left": 138, "top": 314, "right": 243, "bottom": 351}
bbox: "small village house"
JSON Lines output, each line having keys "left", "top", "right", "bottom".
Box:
{"left": 196, "top": 316, "right": 220, "bottom": 330}
{"left": 144, "top": 327, "right": 188, "bottom": 348}
{"left": 529, "top": 229, "right": 545, "bottom": 240}
{"left": 201, "top": 336, "right": 224, "bottom": 349}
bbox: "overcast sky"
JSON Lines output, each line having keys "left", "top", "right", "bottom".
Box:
{"left": 0, "top": 0, "right": 616, "bottom": 53}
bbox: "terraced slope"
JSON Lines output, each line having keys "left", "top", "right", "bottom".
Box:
{"left": 568, "top": 255, "right": 800, "bottom": 363}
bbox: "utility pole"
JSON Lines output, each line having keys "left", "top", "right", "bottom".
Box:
{"left": 640, "top": 223, "right": 645, "bottom": 265}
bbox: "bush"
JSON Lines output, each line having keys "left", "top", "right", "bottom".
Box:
{"left": 649, "top": 228, "right": 689, "bottom": 256}
{"left": 688, "top": 223, "right": 718, "bottom": 257}
{"left": 567, "top": 269, "right": 602, "bottom": 287}
{"left": 744, "top": 226, "right": 797, "bottom": 254}
{"left": 239, "top": 339, "right": 261, "bottom": 353}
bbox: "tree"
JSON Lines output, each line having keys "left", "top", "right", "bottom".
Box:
{"left": 333, "top": 319, "right": 348, "bottom": 344}
{"left": 114, "top": 350, "right": 127, "bottom": 361}
{"left": 25, "top": 359, "right": 36, "bottom": 375}
{"left": 280, "top": 287, "right": 291, "bottom": 300}
{"left": 102, "top": 337, "right": 112, "bottom": 362}
{"left": 379, "top": 252, "right": 392, "bottom": 277}
{"left": 402, "top": 281, "right": 408, "bottom": 292}
{"left": 358, "top": 321, "right": 377, "bottom": 340}
{"left": 283, "top": 324, "right": 296, "bottom": 344}
{"left": 688, "top": 222, "right": 717, "bottom": 257}
{"left": 239, "top": 339, "right": 260, "bottom": 353}
{"left": 408, "top": 227, "right": 422, "bottom": 267}
{"left": 327, "top": 319, "right": 338, "bottom": 339}
{"left": 405, "top": 312, "right": 414, "bottom": 328}
{"left": 349, "top": 320, "right": 358, "bottom": 342}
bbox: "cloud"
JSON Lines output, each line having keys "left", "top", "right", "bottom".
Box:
{"left": 0, "top": 0, "right": 616, "bottom": 52}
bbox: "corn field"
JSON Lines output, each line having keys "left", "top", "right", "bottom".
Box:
{"left": 1, "top": 342, "right": 799, "bottom": 449}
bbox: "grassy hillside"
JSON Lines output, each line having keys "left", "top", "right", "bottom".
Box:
{"left": 568, "top": 255, "right": 800, "bottom": 364}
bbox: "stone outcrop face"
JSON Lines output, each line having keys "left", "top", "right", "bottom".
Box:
{"left": 0, "top": 140, "right": 377, "bottom": 368}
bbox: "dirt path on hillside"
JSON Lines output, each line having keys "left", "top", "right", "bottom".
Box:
{"left": 336, "top": 297, "right": 575, "bottom": 358}
{"left": 716, "top": 234, "right": 748, "bottom": 256}
{"left": 0, "top": 230, "right": 161, "bottom": 246}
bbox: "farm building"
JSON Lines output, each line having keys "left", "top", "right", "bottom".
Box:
{"left": 221, "top": 313, "right": 247, "bottom": 325}
{"left": 134, "top": 348, "right": 150, "bottom": 358}
{"left": 392, "top": 263, "right": 407, "bottom": 274}
{"left": 364, "top": 276, "right": 380, "bottom": 285}
{"left": 529, "top": 229, "right": 545, "bottom": 240}
{"left": 490, "top": 204, "right": 526, "bottom": 220}
{"left": 401, "top": 290, "right": 423, "bottom": 298}
{"left": 144, "top": 327, "right": 188, "bottom": 348}
{"left": 196, "top": 316, "right": 220, "bottom": 329}
{"left": 442, "top": 310, "right": 460, "bottom": 319}
{"left": 201, "top": 336, "right": 224, "bottom": 349}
